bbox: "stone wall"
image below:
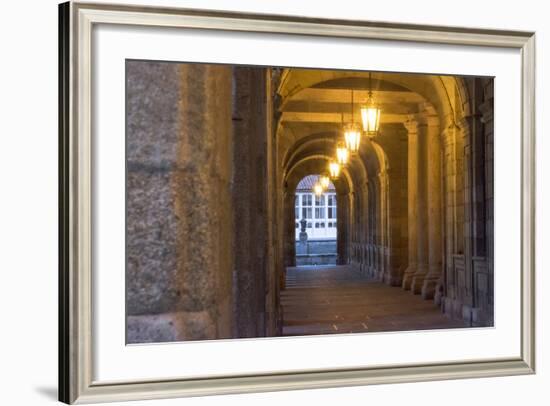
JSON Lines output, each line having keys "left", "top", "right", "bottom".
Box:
{"left": 126, "top": 61, "right": 278, "bottom": 343}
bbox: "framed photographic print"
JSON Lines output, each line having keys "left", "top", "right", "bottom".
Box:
{"left": 59, "top": 1, "right": 536, "bottom": 403}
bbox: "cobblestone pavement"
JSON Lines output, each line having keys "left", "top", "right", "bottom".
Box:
{"left": 282, "top": 265, "right": 467, "bottom": 336}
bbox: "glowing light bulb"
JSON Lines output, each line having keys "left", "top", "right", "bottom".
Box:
{"left": 360, "top": 97, "right": 381, "bottom": 135}
{"left": 313, "top": 182, "right": 323, "bottom": 196}
{"left": 336, "top": 144, "right": 349, "bottom": 166}
{"left": 329, "top": 161, "right": 340, "bottom": 179}
{"left": 319, "top": 175, "right": 330, "bottom": 190}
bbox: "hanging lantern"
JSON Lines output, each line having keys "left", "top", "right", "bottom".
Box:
{"left": 336, "top": 142, "right": 349, "bottom": 166}
{"left": 313, "top": 181, "right": 323, "bottom": 196}
{"left": 344, "top": 122, "right": 362, "bottom": 154}
{"left": 360, "top": 72, "right": 381, "bottom": 136}
{"left": 360, "top": 98, "right": 381, "bottom": 135}
{"left": 328, "top": 161, "right": 340, "bottom": 179}
{"left": 319, "top": 174, "right": 330, "bottom": 190}
{"left": 344, "top": 90, "right": 362, "bottom": 154}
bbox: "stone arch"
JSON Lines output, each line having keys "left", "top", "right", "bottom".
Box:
{"left": 283, "top": 155, "right": 354, "bottom": 268}
{"left": 277, "top": 69, "right": 469, "bottom": 128}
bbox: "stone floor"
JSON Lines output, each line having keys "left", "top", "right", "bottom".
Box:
{"left": 282, "top": 265, "right": 466, "bottom": 336}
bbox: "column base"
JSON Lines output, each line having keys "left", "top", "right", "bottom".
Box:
{"left": 384, "top": 273, "right": 403, "bottom": 287}
{"left": 471, "top": 307, "right": 494, "bottom": 327}
{"left": 410, "top": 274, "right": 426, "bottom": 294}
{"left": 401, "top": 267, "right": 416, "bottom": 290}
{"left": 421, "top": 278, "right": 439, "bottom": 300}
{"left": 433, "top": 281, "right": 444, "bottom": 306}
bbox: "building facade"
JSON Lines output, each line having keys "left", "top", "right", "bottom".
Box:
{"left": 294, "top": 175, "right": 337, "bottom": 240}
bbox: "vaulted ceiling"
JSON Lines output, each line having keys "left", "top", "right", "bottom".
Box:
{"left": 277, "top": 69, "right": 468, "bottom": 192}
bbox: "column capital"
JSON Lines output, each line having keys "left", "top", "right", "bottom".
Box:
{"left": 406, "top": 112, "right": 439, "bottom": 132}
{"left": 418, "top": 114, "right": 440, "bottom": 128}
{"left": 404, "top": 115, "right": 418, "bottom": 134}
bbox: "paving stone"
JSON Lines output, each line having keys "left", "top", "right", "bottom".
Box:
{"left": 282, "top": 265, "right": 467, "bottom": 336}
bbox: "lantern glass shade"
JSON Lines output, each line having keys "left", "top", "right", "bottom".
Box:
{"left": 336, "top": 144, "right": 349, "bottom": 166}
{"left": 329, "top": 161, "right": 340, "bottom": 179}
{"left": 313, "top": 182, "right": 324, "bottom": 196}
{"left": 344, "top": 123, "right": 361, "bottom": 154}
{"left": 319, "top": 175, "right": 330, "bottom": 190}
{"left": 360, "top": 98, "right": 381, "bottom": 134}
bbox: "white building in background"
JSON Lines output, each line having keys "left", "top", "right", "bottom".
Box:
{"left": 295, "top": 175, "right": 337, "bottom": 240}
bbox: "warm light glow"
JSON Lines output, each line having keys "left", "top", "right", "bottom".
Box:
{"left": 329, "top": 161, "right": 340, "bottom": 179}
{"left": 313, "top": 182, "right": 324, "bottom": 196}
{"left": 319, "top": 175, "right": 330, "bottom": 190}
{"left": 360, "top": 97, "right": 381, "bottom": 135}
{"left": 344, "top": 123, "right": 361, "bottom": 154}
{"left": 336, "top": 143, "right": 349, "bottom": 166}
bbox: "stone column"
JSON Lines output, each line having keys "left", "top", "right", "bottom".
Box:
{"left": 421, "top": 116, "right": 442, "bottom": 299}
{"left": 402, "top": 117, "right": 418, "bottom": 290}
{"left": 231, "top": 67, "right": 269, "bottom": 338}
{"left": 126, "top": 61, "right": 233, "bottom": 343}
{"left": 377, "top": 172, "right": 387, "bottom": 282}
{"left": 171, "top": 63, "right": 234, "bottom": 340}
{"left": 411, "top": 116, "right": 430, "bottom": 294}
{"left": 337, "top": 192, "right": 350, "bottom": 265}
{"left": 126, "top": 61, "right": 182, "bottom": 344}
{"left": 437, "top": 123, "right": 459, "bottom": 307}
{"left": 479, "top": 83, "right": 494, "bottom": 326}
{"left": 367, "top": 181, "right": 376, "bottom": 276}
{"left": 283, "top": 190, "right": 296, "bottom": 268}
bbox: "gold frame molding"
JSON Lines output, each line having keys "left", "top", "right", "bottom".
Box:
{"left": 58, "top": 1, "right": 536, "bottom": 403}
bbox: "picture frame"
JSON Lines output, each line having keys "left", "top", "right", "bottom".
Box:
{"left": 59, "top": 1, "right": 536, "bottom": 404}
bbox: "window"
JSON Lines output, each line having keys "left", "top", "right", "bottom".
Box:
{"left": 314, "top": 194, "right": 325, "bottom": 219}
{"left": 315, "top": 194, "right": 325, "bottom": 206}
{"left": 328, "top": 193, "right": 337, "bottom": 219}
{"left": 307, "top": 222, "right": 312, "bottom": 228}
{"left": 301, "top": 193, "right": 313, "bottom": 219}
{"left": 295, "top": 222, "right": 299, "bottom": 228}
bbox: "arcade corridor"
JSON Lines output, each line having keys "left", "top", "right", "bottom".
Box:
{"left": 126, "top": 62, "right": 494, "bottom": 343}
{"left": 282, "top": 266, "right": 466, "bottom": 336}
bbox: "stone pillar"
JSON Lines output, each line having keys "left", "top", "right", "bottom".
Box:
{"left": 126, "top": 61, "right": 234, "bottom": 343}
{"left": 376, "top": 124, "right": 409, "bottom": 287}
{"left": 171, "top": 63, "right": 234, "bottom": 340}
{"left": 437, "top": 123, "right": 459, "bottom": 307}
{"left": 367, "top": 181, "right": 376, "bottom": 276}
{"left": 402, "top": 117, "right": 418, "bottom": 290}
{"left": 126, "top": 61, "right": 182, "bottom": 344}
{"left": 378, "top": 172, "right": 387, "bottom": 282}
{"left": 411, "top": 116, "right": 430, "bottom": 294}
{"left": 231, "top": 66, "right": 269, "bottom": 338}
{"left": 265, "top": 68, "right": 280, "bottom": 337}
{"left": 479, "top": 82, "right": 494, "bottom": 326}
{"left": 337, "top": 192, "right": 350, "bottom": 265}
{"left": 282, "top": 190, "right": 295, "bottom": 283}
{"left": 459, "top": 113, "right": 477, "bottom": 321}
{"left": 421, "top": 116, "right": 442, "bottom": 299}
